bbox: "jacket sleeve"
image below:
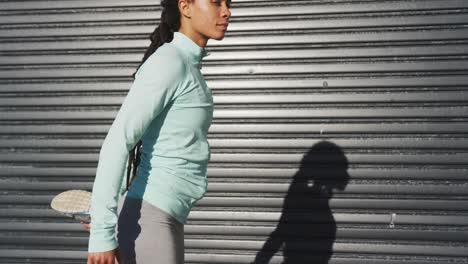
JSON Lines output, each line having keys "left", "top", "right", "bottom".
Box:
{"left": 87, "top": 48, "right": 186, "bottom": 253}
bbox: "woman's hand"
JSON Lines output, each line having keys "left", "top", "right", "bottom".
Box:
{"left": 87, "top": 247, "right": 120, "bottom": 264}
{"left": 82, "top": 223, "right": 122, "bottom": 264}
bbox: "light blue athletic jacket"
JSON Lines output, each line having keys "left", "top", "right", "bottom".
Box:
{"left": 88, "top": 31, "right": 213, "bottom": 253}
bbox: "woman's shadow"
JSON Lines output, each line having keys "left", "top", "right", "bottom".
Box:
{"left": 252, "top": 140, "right": 350, "bottom": 264}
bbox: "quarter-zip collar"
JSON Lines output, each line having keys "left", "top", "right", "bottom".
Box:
{"left": 171, "top": 31, "right": 210, "bottom": 69}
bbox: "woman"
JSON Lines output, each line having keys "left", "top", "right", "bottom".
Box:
{"left": 85, "top": 0, "right": 231, "bottom": 263}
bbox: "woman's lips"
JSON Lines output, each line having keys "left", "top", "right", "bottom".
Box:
{"left": 218, "top": 24, "right": 228, "bottom": 31}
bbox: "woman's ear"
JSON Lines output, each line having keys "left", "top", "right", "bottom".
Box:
{"left": 178, "top": 0, "right": 192, "bottom": 19}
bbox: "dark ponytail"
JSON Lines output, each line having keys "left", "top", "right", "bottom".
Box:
{"left": 126, "top": 0, "right": 182, "bottom": 191}
{"left": 132, "top": 0, "right": 182, "bottom": 79}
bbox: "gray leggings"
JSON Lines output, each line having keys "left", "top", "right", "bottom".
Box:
{"left": 115, "top": 195, "right": 184, "bottom": 264}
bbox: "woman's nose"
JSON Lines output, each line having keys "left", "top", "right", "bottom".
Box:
{"left": 222, "top": 4, "right": 231, "bottom": 18}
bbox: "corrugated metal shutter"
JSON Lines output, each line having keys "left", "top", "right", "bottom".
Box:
{"left": 1, "top": 0, "right": 467, "bottom": 263}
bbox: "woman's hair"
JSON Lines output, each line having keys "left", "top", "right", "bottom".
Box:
{"left": 126, "top": 0, "right": 184, "bottom": 190}
{"left": 132, "top": 0, "right": 184, "bottom": 79}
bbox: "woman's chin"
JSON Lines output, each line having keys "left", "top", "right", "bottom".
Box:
{"left": 210, "top": 31, "right": 227, "bottom": 41}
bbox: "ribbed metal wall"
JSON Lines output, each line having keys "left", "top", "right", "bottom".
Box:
{"left": 1, "top": 0, "right": 467, "bottom": 263}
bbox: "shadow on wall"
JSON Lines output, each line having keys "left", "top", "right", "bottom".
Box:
{"left": 252, "top": 140, "right": 350, "bottom": 264}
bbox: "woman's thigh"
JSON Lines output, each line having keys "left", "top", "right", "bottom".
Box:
{"left": 115, "top": 195, "right": 184, "bottom": 264}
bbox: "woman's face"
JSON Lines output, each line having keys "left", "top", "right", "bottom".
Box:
{"left": 185, "top": 0, "right": 231, "bottom": 41}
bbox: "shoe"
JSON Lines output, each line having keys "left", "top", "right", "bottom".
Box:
{"left": 51, "top": 190, "right": 92, "bottom": 223}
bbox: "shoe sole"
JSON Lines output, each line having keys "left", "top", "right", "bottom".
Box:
{"left": 51, "top": 189, "right": 92, "bottom": 223}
